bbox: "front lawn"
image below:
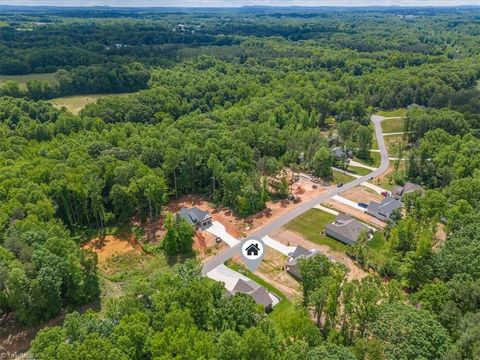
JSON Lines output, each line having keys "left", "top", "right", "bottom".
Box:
{"left": 332, "top": 170, "right": 356, "bottom": 184}
{"left": 381, "top": 118, "right": 406, "bottom": 133}
{"left": 376, "top": 108, "right": 407, "bottom": 118}
{"left": 346, "top": 165, "right": 371, "bottom": 176}
{"left": 366, "top": 231, "right": 389, "bottom": 269}
{"left": 354, "top": 151, "right": 381, "bottom": 167}
{"left": 283, "top": 209, "right": 347, "bottom": 252}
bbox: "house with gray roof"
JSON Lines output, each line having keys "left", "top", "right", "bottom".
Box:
{"left": 393, "top": 182, "right": 423, "bottom": 198}
{"left": 229, "top": 278, "right": 276, "bottom": 312}
{"left": 367, "top": 196, "right": 402, "bottom": 221}
{"left": 325, "top": 213, "right": 371, "bottom": 245}
{"left": 177, "top": 207, "right": 212, "bottom": 229}
{"left": 285, "top": 246, "right": 318, "bottom": 280}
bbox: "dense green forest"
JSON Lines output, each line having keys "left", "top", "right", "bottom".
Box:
{"left": 0, "top": 6, "right": 480, "bottom": 360}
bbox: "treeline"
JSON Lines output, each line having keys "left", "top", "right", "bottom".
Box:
{"left": 1, "top": 8, "right": 480, "bottom": 75}
{"left": 28, "top": 259, "right": 455, "bottom": 360}
{"left": 0, "top": 62, "right": 150, "bottom": 100}
{"left": 28, "top": 261, "right": 357, "bottom": 360}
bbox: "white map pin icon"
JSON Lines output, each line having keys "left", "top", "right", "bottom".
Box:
{"left": 240, "top": 238, "right": 266, "bottom": 272}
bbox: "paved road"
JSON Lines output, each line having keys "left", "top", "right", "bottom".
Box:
{"left": 202, "top": 115, "right": 390, "bottom": 274}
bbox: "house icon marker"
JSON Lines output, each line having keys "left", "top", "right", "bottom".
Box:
{"left": 246, "top": 243, "right": 260, "bottom": 256}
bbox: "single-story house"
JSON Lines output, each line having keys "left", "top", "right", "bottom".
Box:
{"left": 177, "top": 207, "right": 212, "bottom": 229}
{"left": 229, "top": 279, "right": 277, "bottom": 312}
{"left": 367, "top": 196, "right": 402, "bottom": 221}
{"left": 325, "top": 213, "right": 371, "bottom": 245}
{"left": 331, "top": 146, "right": 346, "bottom": 160}
{"left": 285, "top": 245, "right": 318, "bottom": 280}
{"left": 206, "top": 264, "right": 280, "bottom": 313}
{"left": 393, "top": 182, "right": 423, "bottom": 198}
{"left": 330, "top": 147, "right": 353, "bottom": 161}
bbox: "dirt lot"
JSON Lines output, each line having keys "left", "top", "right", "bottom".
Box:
{"left": 83, "top": 234, "right": 143, "bottom": 269}
{"left": 270, "top": 228, "right": 369, "bottom": 281}
{"left": 342, "top": 186, "right": 383, "bottom": 204}
{"left": 322, "top": 199, "right": 386, "bottom": 229}
{"left": 165, "top": 176, "right": 328, "bottom": 241}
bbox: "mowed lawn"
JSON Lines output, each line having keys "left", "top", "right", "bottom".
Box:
{"left": 284, "top": 209, "right": 346, "bottom": 252}
{"left": 366, "top": 231, "right": 389, "bottom": 268}
{"left": 376, "top": 108, "right": 407, "bottom": 118}
{"left": 50, "top": 93, "right": 131, "bottom": 115}
{"left": 346, "top": 165, "right": 371, "bottom": 176}
{"left": 354, "top": 151, "right": 381, "bottom": 167}
{"left": 381, "top": 117, "right": 406, "bottom": 133}
{"left": 332, "top": 170, "right": 356, "bottom": 185}
{"left": 0, "top": 73, "right": 57, "bottom": 89}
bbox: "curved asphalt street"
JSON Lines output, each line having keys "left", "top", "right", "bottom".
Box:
{"left": 202, "top": 115, "right": 389, "bottom": 274}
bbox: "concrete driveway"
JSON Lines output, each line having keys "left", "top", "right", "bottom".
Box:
{"left": 262, "top": 235, "right": 296, "bottom": 256}
{"left": 205, "top": 221, "right": 240, "bottom": 246}
{"left": 331, "top": 195, "right": 366, "bottom": 212}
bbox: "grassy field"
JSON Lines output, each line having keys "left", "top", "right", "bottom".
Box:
{"left": 346, "top": 165, "right": 371, "bottom": 176}
{"left": 354, "top": 151, "right": 381, "bottom": 167}
{"left": 381, "top": 118, "right": 406, "bottom": 133}
{"left": 50, "top": 93, "right": 131, "bottom": 115}
{"left": 384, "top": 134, "right": 408, "bottom": 155}
{"left": 368, "top": 160, "right": 406, "bottom": 191}
{"left": 332, "top": 169, "right": 356, "bottom": 184}
{"left": 376, "top": 108, "right": 407, "bottom": 118}
{"left": 366, "top": 231, "right": 389, "bottom": 268}
{"left": 0, "top": 73, "right": 57, "bottom": 89}
{"left": 284, "top": 209, "right": 347, "bottom": 252}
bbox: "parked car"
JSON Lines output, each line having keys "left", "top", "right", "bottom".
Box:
{"left": 381, "top": 191, "right": 390, "bottom": 197}
{"left": 358, "top": 202, "right": 368, "bottom": 209}
{"left": 288, "top": 194, "right": 295, "bottom": 200}
{"left": 337, "top": 182, "right": 344, "bottom": 188}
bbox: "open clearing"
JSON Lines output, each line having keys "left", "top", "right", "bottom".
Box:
{"left": 368, "top": 162, "right": 402, "bottom": 191}
{"left": 271, "top": 227, "right": 368, "bottom": 281}
{"left": 381, "top": 117, "right": 406, "bottom": 133}
{"left": 342, "top": 185, "right": 383, "bottom": 205}
{"left": 50, "top": 93, "right": 131, "bottom": 114}
{"left": 167, "top": 176, "right": 329, "bottom": 240}
{"left": 82, "top": 234, "right": 143, "bottom": 268}
{"left": 384, "top": 134, "right": 409, "bottom": 155}
{"left": 353, "top": 151, "right": 381, "bottom": 168}
{"left": 0, "top": 73, "right": 57, "bottom": 89}
{"left": 282, "top": 208, "right": 345, "bottom": 251}
{"left": 332, "top": 169, "right": 356, "bottom": 185}
{"left": 376, "top": 108, "right": 407, "bottom": 118}
{"left": 346, "top": 165, "right": 371, "bottom": 176}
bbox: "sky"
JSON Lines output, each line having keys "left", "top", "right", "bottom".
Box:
{"left": 0, "top": 0, "right": 478, "bottom": 7}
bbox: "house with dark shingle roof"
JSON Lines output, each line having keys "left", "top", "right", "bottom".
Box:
{"left": 325, "top": 213, "right": 371, "bottom": 245}
{"left": 285, "top": 246, "right": 318, "bottom": 280}
{"left": 367, "top": 196, "right": 402, "bottom": 221}
{"left": 393, "top": 182, "right": 423, "bottom": 199}
{"left": 177, "top": 207, "right": 212, "bottom": 229}
{"left": 229, "top": 279, "right": 276, "bottom": 312}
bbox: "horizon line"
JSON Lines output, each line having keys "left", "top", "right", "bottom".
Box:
{"left": 0, "top": 4, "right": 480, "bottom": 9}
